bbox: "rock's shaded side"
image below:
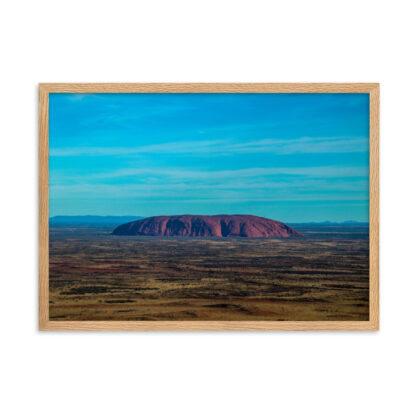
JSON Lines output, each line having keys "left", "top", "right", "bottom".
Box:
{"left": 112, "top": 215, "right": 302, "bottom": 238}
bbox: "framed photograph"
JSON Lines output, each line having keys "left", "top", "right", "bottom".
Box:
{"left": 39, "top": 83, "right": 379, "bottom": 330}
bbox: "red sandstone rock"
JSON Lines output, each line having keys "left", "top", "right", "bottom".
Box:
{"left": 112, "top": 215, "right": 302, "bottom": 238}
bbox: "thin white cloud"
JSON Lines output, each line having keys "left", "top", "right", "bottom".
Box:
{"left": 50, "top": 135, "right": 368, "bottom": 157}
{"left": 50, "top": 173, "right": 369, "bottom": 201}
{"left": 64, "top": 93, "right": 89, "bottom": 101}
{"left": 89, "top": 165, "right": 368, "bottom": 180}
{"left": 226, "top": 136, "right": 368, "bottom": 155}
{"left": 50, "top": 182, "right": 369, "bottom": 202}
{"left": 49, "top": 139, "right": 225, "bottom": 156}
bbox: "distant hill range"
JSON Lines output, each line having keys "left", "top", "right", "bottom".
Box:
{"left": 112, "top": 214, "right": 303, "bottom": 238}
{"left": 289, "top": 221, "right": 369, "bottom": 226}
{"left": 50, "top": 215, "right": 144, "bottom": 226}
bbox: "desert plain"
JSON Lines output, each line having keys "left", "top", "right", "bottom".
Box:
{"left": 49, "top": 223, "right": 369, "bottom": 321}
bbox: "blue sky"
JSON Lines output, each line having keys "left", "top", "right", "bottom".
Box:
{"left": 49, "top": 93, "right": 369, "bottom": 222}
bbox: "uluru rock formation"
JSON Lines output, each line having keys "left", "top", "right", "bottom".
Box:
{"left": 112, "top": 215, "right": 302, "bottom": 238}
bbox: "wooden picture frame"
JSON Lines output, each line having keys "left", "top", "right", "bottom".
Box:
{"left": 39, "top": 83, "right": 379, "bottom": 331}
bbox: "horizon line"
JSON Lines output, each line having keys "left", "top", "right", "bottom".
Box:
{"left": 49, "top": 214, "right": 369, "bottom": 224}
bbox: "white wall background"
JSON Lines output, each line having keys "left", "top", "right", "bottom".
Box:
{"left": 1, "top": 1, "right": 415, "bottom": 415}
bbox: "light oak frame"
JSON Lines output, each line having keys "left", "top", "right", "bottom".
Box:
{"left": 39, "top": 83, "right": 379, "bottom": 331}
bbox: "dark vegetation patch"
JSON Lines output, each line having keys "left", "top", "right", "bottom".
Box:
{"left": 204, "top": 303, "right": 233, "bottom": 308}
{"left": 105, "top": 299, "right": 135, "bottom": 304}
{"left": 61, "top": 286, "right": 111, "bottom": 295}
